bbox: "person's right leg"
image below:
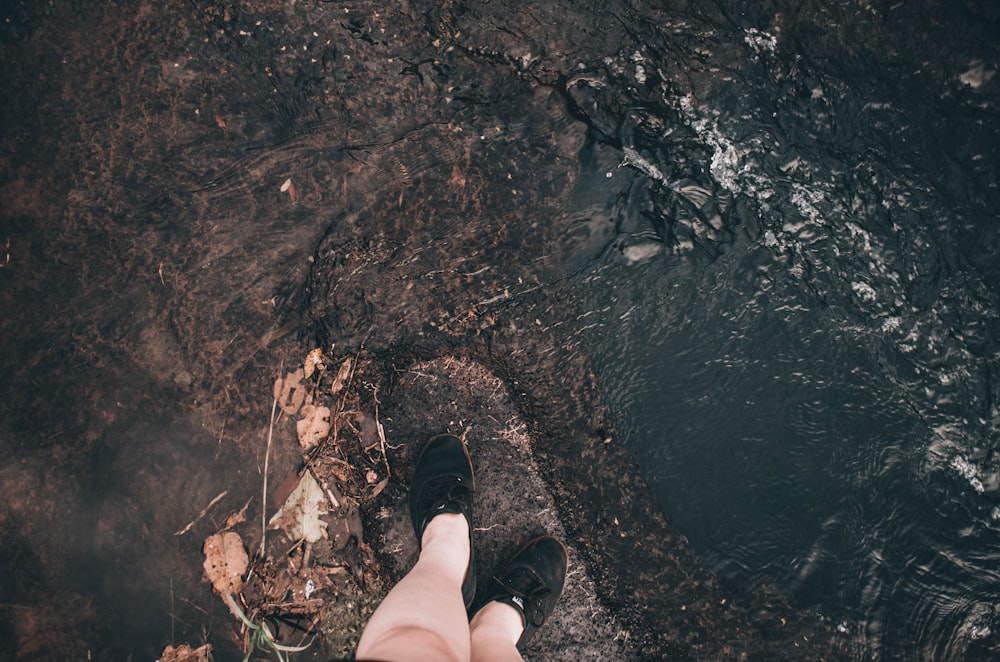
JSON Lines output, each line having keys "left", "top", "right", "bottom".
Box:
{"left": 469, "top": 536, "right": 568, "bottom": 662}
{"left": 469, "top": 600, "right": 524, "bottom": 662}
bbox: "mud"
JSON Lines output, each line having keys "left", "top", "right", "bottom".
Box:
{"left": 1, "top": 1, "right": 849, "bottom": 659}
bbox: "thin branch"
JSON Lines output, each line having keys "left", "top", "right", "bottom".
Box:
{"left": 262, "top": 370, "right": 281, "bottom": 557}
{"left": 175, "top": 490, "right": 229, "bottom": 536}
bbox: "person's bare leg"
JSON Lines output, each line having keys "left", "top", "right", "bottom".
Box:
{"left": 355, "top": 513, "right": 471, "bottom": 662}
{"left": 469, "top": 535, "right": 567, "bottom": 662}
{"left": 469, "top": 600, "right": 524, "bottom": 662}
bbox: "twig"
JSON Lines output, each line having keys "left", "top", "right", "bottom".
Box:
{"left": 175, "top": 490, "right": 229, "bottom": 536}
{"left": 170, "top": 577, "right": 175, "bottom": 643}
{"left": 298, "top": 613, "right": 323, "bottom": 645}
{"left": 179, "top": 597, "right": 210, "bottom": 617}
{"left": 373, "top": 385, "right": 391, "bottom": 478}
{"left": 284, "top": 537, "right": 306, "bottom": 558}
{"left": 262, "top": 371, "right": 281, "bottom": 558}
{"left": 473, "top": 523, "right": 506, "bottom": 532}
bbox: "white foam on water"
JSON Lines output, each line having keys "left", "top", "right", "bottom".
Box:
{"left": 852, "top": 281, "right": 878, "bottom": 303}
{"left": 677, "top": 95, "right": 747, "bottom": 194}
{"left": 743, "top": 27, "right": 778, "bottom": 57}
{"left": 622, "top": 242, "right": 663, "bottom": 264}
{"left": 959, "top": 60, "right": 995, "bottom": 89}
{"left": 950, "top": 456, "right": 985, "bottom": 493}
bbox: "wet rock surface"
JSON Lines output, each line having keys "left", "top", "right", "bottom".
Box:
{"left": 1, "top": 1, "right": 850, "bottom": 659}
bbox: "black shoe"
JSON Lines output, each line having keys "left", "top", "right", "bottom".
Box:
{"left": 476, "top": 535, "right": 568, "bottom": 648}
{"left": 409, "top": 434, "right": 476, "bottom": 608}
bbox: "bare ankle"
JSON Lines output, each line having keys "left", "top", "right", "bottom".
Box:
{"left": 421, "top": 512, "right": 470, "bottom": 549}
{"left": 470, "top": 600, "right": 524, "bottom": 643}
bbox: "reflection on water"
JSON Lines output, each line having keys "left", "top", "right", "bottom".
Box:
{"left": 570, "top": 0, "right": 1000, "bottom": 658}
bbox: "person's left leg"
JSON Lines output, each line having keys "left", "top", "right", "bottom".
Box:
{"left": 355, "top": 513, "right": 471, "bottom": 662}
{"left": 355, "top": 434, "right": 477, "bottom": 662}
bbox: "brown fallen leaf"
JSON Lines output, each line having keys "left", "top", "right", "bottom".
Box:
{"left": 274, "top": 368, "right": 307, "bottom": 415}
{"left": 268, "top": 471, "right": 328, "bottom": 543}
{"left": 354, "top": 412, "right": 382, "bottom": 451}
{"left": 330, "top": 357, "right": 354, "bottom": 397}
{"left": 303, "top": 347, "right": 326, "bottom": 379}
{"left": 202, "top": 531, "right": 248, "bottom": 596}
{"left": 222, "top": 497, "right": 253, "bottom": 531}
{"left": 297, "top": 404, "right": 331, "bottom": 449}
{"left": 157, "top": 643, "right": 213, "bottom": 662}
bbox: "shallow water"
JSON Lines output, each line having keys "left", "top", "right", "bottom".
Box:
{"left": 568, "top": 0, "right": 1000, "bottom": 658}
{"left": 2, "top": 0, "right": 998, "bottom": 659}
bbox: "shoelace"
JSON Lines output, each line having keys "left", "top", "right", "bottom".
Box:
{"left": 496, "top": 567, "right": 553, "bottom": 627}
{"left": 415, "top": 476, "right": 471, "bottom": 533}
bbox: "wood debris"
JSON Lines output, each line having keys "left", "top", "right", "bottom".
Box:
{"left": 157, "top": 643, "right": 213, "bottom": 662}
{"left": 214, "top": 348, "right": 389, "bottom": 638}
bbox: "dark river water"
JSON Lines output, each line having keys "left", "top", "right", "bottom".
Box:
{"left": 568, "top": 1, "right": 1000, "bottom": 659}
{"left": 2, "top": 0, "right": 998, "bottom": 659}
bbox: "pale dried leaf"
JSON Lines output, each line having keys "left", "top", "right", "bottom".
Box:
{"left": 330, "top": 357, "right": 354, "bottom": 397}
{"left": 274, "top": 368, "right": 307, "bottom": 415}
{"left": 157, "top": 643, "right": 213, "bottom": 662}
{"left": 222, "top": 497, "right": 253, "bottom": 531}
{"left": 202, "top": 531, "right": 248, "bottom": 595}
{"left": 303, "top": 347, "right": 326, "bottom": 379}
{"left": 269, "top": 471, "right": 328, "bottom": 543}
{"left": 297, "top": 404, "right": 331, "bottom": 449}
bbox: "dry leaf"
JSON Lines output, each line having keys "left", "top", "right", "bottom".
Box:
{"left": 274, "top": 368, "right": 307, "bottom": 415}
{"left": 202, "top": 531, "right": 248, "bottom": 596}
{"left": 269, "top": 471, "right": 328, "bottom": 543}
{"left": 354, "top": 412, "right": 382, "bottom": 451}
{"left": 303, "top": 347, "right": 326, "bottom": 379}
{"left": 157, "top": 643, "right": 213, "bottom": 662}
{"left": 222, "top": 497, "right": 253, "bottom": 531}
{"left": 297, "top": 404, "right": 331, "bottom": 449}
{"left": 330, "top": 357, "right": 354, "bottom": 397}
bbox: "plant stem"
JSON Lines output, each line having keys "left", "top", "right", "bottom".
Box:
{"left": 262, "top": 391, "right": 278, "bottom": 558}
